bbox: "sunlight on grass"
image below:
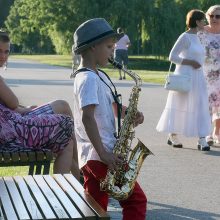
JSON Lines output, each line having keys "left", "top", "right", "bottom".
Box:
{"left": 0, "top": 165, "right": 54, "bottom": 176}
{"left": 0, "top": 166, "right": 29, "bottom": 176}
{"left": 10, "top": 54, "right": 166, "bottom": 84}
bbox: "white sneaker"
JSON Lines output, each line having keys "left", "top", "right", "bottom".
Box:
{"left": 167, "top": 134, "right": 183, "bottom": 148}
{"left": 206, "top": 136, "right": 214, "bottom": 146}
{"left": 198, "top": 138, "right": 210, "bottom": 151}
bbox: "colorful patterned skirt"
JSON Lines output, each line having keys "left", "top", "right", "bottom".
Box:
{"left": 0, "top": 104, "right": 74, "bottom": 153}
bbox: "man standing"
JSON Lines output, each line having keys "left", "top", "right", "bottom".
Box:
{"left": 114, "top": 27, "right": 131, "bottom": 80}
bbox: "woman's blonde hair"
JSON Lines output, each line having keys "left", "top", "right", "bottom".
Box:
{"left": 206, "top": 5, "right": 220, "bottom": 19}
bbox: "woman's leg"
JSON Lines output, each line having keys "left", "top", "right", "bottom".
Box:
{"left": 54, "top": 139, "right": 73, "bottom": 174}
{"left": 49, "top": 100, "right": 73, "bottom": 117}
{"left": 50, "top": 100, "right": 80, "bottom": 179}
{"left": 213, "top": 118, "right": 220, "bottom": 142}
{"left": 71, "top": 135, "right": 80, "bottom": 180}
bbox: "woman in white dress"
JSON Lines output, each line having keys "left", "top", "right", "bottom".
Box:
{"left": 156, "top": 9, "right": 211, "bottom": 151}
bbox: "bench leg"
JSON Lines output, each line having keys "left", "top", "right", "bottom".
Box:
{"left": 43, "top": 162, "right": 51, "bottom": 175}
{"left": 28, "top": 164, "right": 35, "bottom": 175}
{"left": 35, "top": 164, "right": 42, "bottom": 174}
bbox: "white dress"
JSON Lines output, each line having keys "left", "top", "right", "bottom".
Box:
{"left": 156, "top": 32, "right": 211, "bottom": 137}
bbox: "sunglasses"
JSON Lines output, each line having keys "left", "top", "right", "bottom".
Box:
{"left": 209, "top": 14, "right": 220, "bottom": 19}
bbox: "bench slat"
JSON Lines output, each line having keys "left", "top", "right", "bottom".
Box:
{"left": 27, "top": 151, "right": 36, "bottom": 162}
{"left": 36, "top": 151, "right": 45, "bottom": 161}
{"left": 19, "top": 152, "right": 28, "bottom": 162}
{"left": 45, "top": 151, "right": 53, "bottom": 160}
{"left": 43, "top": 175, "right": 82, "bottom": 219}
{"left": 53, "top": 174, "right": 96, "bottom": 219}
{"left": 2, "top": 152, "right": 10, "bottom": 163}
{"left": 33, "top": 175, "right": 69, "bottom": 219}
{"left": 4, "top": 177, "right": 30, "bottom": 220}
{"left": 0, "top": 177, "right": 18, "bottom": 220}
{"left": 13, "top": 176, "right": 43, "bottom": 219}
{"left": 0, "top": 149, "right": 53, "bottom": 175}
{"left": 23, "top": 175, "right": 57, "bottom": 219}
{"left": 11, "top": 152, "right": 19, "bottom": 162}
{"left": 64, "top": 174, "right": 110, "bottom": 219}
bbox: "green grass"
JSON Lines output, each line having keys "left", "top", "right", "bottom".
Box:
{"left": 11, "top": 54, "right": 167, "bottom": 84}
{"left": 0, "top": 166, "right": 30, "bottom": 176}
{"left": 0, "top": 165, "right": 54, "bottom": 176}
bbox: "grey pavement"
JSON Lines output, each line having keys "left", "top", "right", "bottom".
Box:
{"left": 3, "top": 58, "right": 220, "bottom": 220}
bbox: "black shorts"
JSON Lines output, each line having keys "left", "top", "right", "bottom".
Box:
{"left": 114, "top": 49, "right": 128, "bottom": 65}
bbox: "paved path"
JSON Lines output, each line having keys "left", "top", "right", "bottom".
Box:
{"left": 3, "top": 59, "right": 220, "bottom": 220}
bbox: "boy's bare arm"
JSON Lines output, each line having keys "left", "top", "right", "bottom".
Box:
{"left": 82, "top": 104, "right": 121, "bottom": 170}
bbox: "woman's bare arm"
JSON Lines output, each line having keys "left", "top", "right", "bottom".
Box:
{"left": 0, "top": 76, "right": 19, "bottom": 109}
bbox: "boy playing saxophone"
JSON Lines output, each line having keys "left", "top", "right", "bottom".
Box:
{"left": 72, "top": 18, "right": 146, "bottom": 219}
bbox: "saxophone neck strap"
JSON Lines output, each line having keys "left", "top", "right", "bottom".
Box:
{"left": 73, "top": 68, "right": 122, "bottom": 137}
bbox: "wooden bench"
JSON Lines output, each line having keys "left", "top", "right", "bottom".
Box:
{"left": 0, "top": 174, "right": 110, "bottom": 220}
{"left": 0, "top": 149, "right": 53, "bottom": 175}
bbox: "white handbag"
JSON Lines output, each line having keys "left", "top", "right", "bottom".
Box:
{"left": 164, "top": 63, "right": 191, "bottom": 93}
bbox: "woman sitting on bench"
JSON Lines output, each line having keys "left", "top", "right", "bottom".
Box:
{"left": 0, "top": 30, "right": 80, "bottom": 180}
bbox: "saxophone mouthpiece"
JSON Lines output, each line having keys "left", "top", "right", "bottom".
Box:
{"left": 108, "top": 57, "right": 123, "bottom": 70}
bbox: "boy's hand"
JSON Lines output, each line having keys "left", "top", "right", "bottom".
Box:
{"left": 100, "top": 150, "right": 122, "bottom": 170}
{"left": 134, "top": 111, "right": 144, "bottom": 127}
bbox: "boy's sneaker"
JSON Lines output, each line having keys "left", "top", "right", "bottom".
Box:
{"left": 198, "top": 138, "right": 210, "bottom": 151}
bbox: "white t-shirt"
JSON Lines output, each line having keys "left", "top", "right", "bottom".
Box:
{"left": 115, "top": 34, "right": 130, "bottom": 50}
{"left": 73, "top": 69, "right": 117, "bottom": 168}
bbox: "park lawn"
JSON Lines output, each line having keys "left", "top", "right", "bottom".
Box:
{"left": 0, "top": 165, "right": 54, "bottom": 176}
{"left": 0, "top": 166, "right": 30, "bottom": 176}
{"left": 11, "top": 54, "right": 167, "bottom": 84}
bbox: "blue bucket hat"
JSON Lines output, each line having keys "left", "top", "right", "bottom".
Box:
{"left": 73, "top": 18, "right": 122, "bottom": 54}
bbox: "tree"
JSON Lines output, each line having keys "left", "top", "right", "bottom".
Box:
{"left": 0, "top": 0, "right": 14, "bottom": 28}
{"left": 6, "top": 0, "right": 215, "bottom": 56}
{"left": 5, "top": 0, "right": 54, "bottom": 53}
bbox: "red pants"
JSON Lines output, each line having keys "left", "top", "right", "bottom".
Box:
{"left": 82, "top": 160, "right": 147, "bottom": 220}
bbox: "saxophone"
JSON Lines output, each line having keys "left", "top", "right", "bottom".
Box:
{"left": 100, "top": 58, "right": 153, "bottom": 200}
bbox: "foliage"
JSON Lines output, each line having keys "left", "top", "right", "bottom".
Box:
{"left": 3, "top": 0, "right": 220, "bottom": 55}
{"left": 5, "top": 0, "right": 54, "bottom": 53}
{"left": 0, "top": 0, "right": 14, "bottom": 28}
